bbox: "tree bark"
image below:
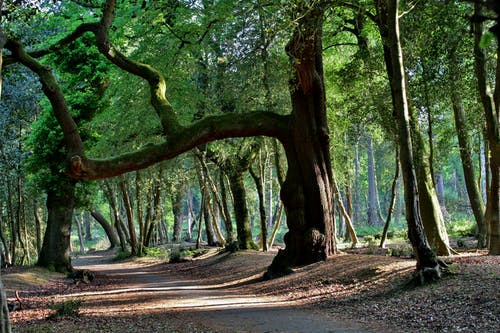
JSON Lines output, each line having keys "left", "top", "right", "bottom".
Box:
{"left": 354, "top": 140, "right": 361, "bottom": 223}
{"left": 375, "top": 0, "right": 441, "bottom": 280}
{"left": 268, "top": 203, "right": 283, "bottom": 249}
{"left": 250, "top": 167, "right": 268, "bottom": 251}
{"left": 451, "top": 78, "right": 487, "bottom": 247}
{"left": 144, "top": 176, "right": 162, "bottom": 247}
{"left": 84, "top": 211, "right": 92, "bottom": 241}
{"left": 171, "top": 188, "right": 184, "bottom": 243}
{"left": 90, "top": 209, "right": 119, "bottom": 248}
{"left": 103, "top": 182, "right": 127, "bottom": 252}
{"left": 37, "top": 178, "right": 75, "bottom": 273}
{"left": 473, "top": 3, "right": 500, "bottom": 255}
{"left": 119, "top": 180, "right": 137, "bottom": 254}
{"left": 196, "top": 164, "right": 217, "bottom": 246}
{"left": 267, "top": 1, "right": 337, "bottom": 277}
{"left": 74, "top": 213, "right": 86, "bottom": 254}
{"left": 0, "top": 211, "right": 11, "bottom": 267}
{"left": 380, "top": 148, "right": 400, "bottom": 248}
{"left": 228, "top": 170, "right": 257, "bottom": 250}
{"left": 436, "top": 171, "right": 446, "bottom": 213}
{"left": 332, "top": 174, "right": 358, "bottom": 246}
{"left": 367, "top": 135, "right": 384, "bottom": 225}
{"left": 219, "top": 171, "right": 235, "bottom": 246}
{"left": 413, "top": 129, "right": 454, "bottom": 256}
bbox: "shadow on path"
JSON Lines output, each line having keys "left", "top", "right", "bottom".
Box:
{"left": 70, "top": 250, "right": 377, "bottom": 333}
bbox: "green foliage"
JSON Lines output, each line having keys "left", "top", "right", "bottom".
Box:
{"left": 169, "top": 246, "right": 200, "bottom": 263}
{"left": 387, "top": 245, "right": 414, "bottom": 258}
{"left": 356, "top": 226, "right": 382, "bottom": 237}
{"left": 447, "top": 215, "right": 475, "bottom": 238}
{"left": 48, "top": 299, "right": 82, "bottom": 319}
{"left": 363, "top": 235, "right": 375, "bottom": 246}
{"left": 144, "top": 247, "right": 169, "bottom": 260}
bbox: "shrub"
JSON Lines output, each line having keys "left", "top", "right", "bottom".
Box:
{"left": 48, "top": 300, "right": 81, "bottom": 319}
{"left": 169, "top": 246, "right": 197, "bottom": 263}
{"left": 144, "top": 247, "right": 169, "bottom": 259}
{"left": 113, "top": 250, "right": 132, "bottom": 261}
{"left": 387, "top": 244, "right": 414, "bottom": 258}
{"left": 363, "top": 235, "right": 375, "bottom": 245}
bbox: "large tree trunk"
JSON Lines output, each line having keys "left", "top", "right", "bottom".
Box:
{"left": 413, "top": 131, "right": 454, "bottom": 256}
{"left": 171, "top": 188, "right": 184, "bottom": 243}
{"left": 84, "top": 211, "right": 92, "bottom": 241}
{"left": 228, "top": 170, "right": 257, "bottom": 250}
{"left": 451, "top": 80, "right": 487, "bottom": 247}
{"left": 473, "top": 3, "right": 500, "bottom": 255}
{"left": 267, "top": 2, "right": 336, "bottom": 277}
{"left": 37, "top": 178, "right": 75, "bottom": 273}
{"left": 375, "top": 0, "right": 441, "bottom": 281}
{"left": 250, "top": 167, "right": 268, "bottom": 251}
{"left": 201, "top": 190, "right": 217, "bottom": 246}
{"left": 197, "top": 163, "right": 217, "bottom": 246}
{"left": 219, "top": 172, "right": 235, "bottom": 246}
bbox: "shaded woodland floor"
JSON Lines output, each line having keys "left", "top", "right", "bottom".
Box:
{"left": 4, "top": 247, "right": 499, "bottom": 332}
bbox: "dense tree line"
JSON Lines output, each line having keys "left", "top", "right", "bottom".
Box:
{"left": 0, "top": 0, "right": 499, "bottom": 329}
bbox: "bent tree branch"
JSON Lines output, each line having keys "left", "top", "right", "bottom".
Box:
{"left": 5, "top": 0, "right": 288, "bottom": 180}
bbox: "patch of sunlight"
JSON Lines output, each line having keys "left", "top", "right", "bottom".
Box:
{"left": 3, "top": 267, "right": 63, "bottom": 294}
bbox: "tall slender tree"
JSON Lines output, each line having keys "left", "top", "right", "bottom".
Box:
{"left": 472, "top": 1, "right": 500, "bottom": 255}
{"left": 373, "top": 0, "right": 443, "bottom": 280}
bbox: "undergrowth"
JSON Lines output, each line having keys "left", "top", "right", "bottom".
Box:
{"left": 48, "top": 299, "right": 82, "bottom": 319}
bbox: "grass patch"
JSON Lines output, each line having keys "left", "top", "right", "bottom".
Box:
{"left": 48, "top": 299, "right": 82, "bottom": 319}
{"left": 447, "top": 216, "right": 475, "bottom": 237}
{"left": 169, "top": 246, "right": 203, "bottom": 263}
{"left": 3, "top": 267, "right": 62, "bottom": 295}
{"left": 144, "top": 247, "right": 169, "bottom": 260}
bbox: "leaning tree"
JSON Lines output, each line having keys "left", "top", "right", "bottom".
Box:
{"left": 3, "top": 0, "right": 444, "bottom": 280}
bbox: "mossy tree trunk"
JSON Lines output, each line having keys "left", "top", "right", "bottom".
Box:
{"left": 267, "top": 1, "right": 337, "bottom": 277}
{"left": 228, "top": 170, "right": 258, "bottom": 250}
{"left": 452, "top": 84, "right": 488, "bottom": 248}
{"left": 171, "top": 187, "right": 184, "bottom": 243}
{"left": 37, "top": 177, "right": 75, "bottom": 273}
{"left": 375, "top": 0, "right": 442, "bottom": 280}
{"left": 473, "top": 2, "right": 500, "bottom": 255}
{"left": 413, "top": 132, "right": 454, "bottom": 256}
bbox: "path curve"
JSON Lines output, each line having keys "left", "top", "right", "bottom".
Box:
{"left": 71, "top": 251, "right": 376, "bottom": 333}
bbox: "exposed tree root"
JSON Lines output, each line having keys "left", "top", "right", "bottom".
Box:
{"left": 407, "top": 259, "right": 451, "bottom": 287}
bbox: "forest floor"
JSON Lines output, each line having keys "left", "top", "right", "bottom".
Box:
{"left": 4, "top": 245, "right": 499, "bottom": 333}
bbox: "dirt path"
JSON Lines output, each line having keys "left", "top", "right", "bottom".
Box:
{"left": 64, "top": 251, "right": 375, "bottom": 333}
{"left": 8, "top": 249, "right": 498, "bottom": 332}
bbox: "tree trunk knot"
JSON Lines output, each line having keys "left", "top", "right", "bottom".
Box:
{"left": 70, "top": 155, "right": 84, "bottom": 175}
{"left": 304, "top": 228, "right": 326, "bottom": 261}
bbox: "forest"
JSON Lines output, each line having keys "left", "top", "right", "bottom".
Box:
{"left": 0, "top": 0, "right": 499, "bottom": 332}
